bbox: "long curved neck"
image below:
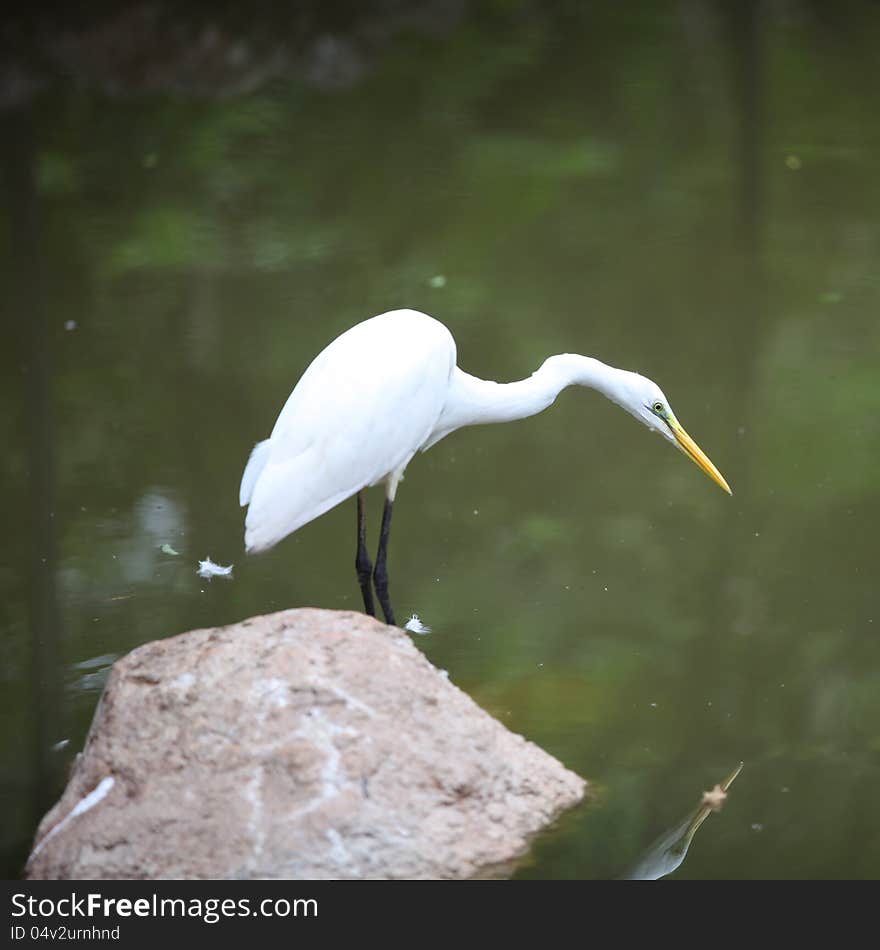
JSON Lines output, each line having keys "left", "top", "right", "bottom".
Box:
{"left": 425, "top": 354, "right": 623, "bottom": 448}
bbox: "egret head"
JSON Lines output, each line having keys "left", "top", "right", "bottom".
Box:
{"left": 611, "top": 370, "right": 732, "bottom": 495}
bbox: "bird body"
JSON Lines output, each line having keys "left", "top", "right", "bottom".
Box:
{"left": 242, "top": 310, "right": 456, "bottom": 553}
{"left": 241, "top": 308, "right": 731, "bottom": 622}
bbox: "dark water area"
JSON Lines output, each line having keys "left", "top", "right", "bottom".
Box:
{"left": 2, "top": 1, "right": 879, "bottom": 879}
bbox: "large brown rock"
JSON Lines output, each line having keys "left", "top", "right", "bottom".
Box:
{"left": 27, "top": 609, "right": 585, "bottom": 879}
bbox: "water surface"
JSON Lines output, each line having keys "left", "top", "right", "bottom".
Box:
{"left": 2, "top": 1, "right": 879, "bottom": 878}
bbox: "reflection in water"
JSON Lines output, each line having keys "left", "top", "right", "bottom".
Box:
{"left": 68, "top": 653, "right": 119, "bottom": 696}
{"left": 3, "top": 106, "right": 65, "bottom": 873}
{"left": 622, "top": 764, "right": 744, "bottom": 881}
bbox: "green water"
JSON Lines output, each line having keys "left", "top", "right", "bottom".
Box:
{"left": 3, "top": 2, "right": 879, "bottom": 879}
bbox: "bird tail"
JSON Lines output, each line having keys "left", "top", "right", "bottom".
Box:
{"left": 243, "top": 444, "right": 362, "bottom": 555}
{"left": 239, "top": 439, "right": 272, "bottom": 507}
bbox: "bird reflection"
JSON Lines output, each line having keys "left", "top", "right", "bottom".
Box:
{"left": 622, "top": 762, "right": 743, "bottom": 880}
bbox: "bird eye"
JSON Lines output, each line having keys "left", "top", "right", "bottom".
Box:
{"left": 652, "top": 401, "right": 664, "bottom": 414}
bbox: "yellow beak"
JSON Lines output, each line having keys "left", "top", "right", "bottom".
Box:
{"left": 668, "top": 418, "right": 732, "bottom": 495}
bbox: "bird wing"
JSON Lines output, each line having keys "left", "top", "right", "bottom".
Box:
{"left": 239, "top": 438, "right": 272, "bottom": 506}
{"left": 243, "top": 310, "right": 455, "bottom": 553}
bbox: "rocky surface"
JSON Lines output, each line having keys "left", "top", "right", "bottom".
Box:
{"left": 27, "top": 608, "right": 586, "bottom": 879}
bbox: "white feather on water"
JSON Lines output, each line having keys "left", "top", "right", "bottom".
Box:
{"left": 404, "top": 614, "right": 431, "bottom": 635}
{"left": 197, "top": 557, "right": 234, "bottom": 579}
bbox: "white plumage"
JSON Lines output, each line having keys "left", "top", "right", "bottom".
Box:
{"left": 240, "top": 308, "right": 730, "bottom": 622}
{"left": 242, "top": 310, "right": 455, "bottom": 553}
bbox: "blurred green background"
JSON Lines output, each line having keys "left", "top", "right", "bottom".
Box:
{"left": 2, "top": 0, "right": 879, "bottom": 879}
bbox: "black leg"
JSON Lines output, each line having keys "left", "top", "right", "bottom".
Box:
{"left": 355, "top": 491, "right": 376, "bottom": 617}
{"left": 373, "top": 497, "right": 396, "bottom": 626}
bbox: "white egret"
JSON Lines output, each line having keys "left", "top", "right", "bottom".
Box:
{"left": 240, "top": 309, "right": 731, "bottom": 625}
